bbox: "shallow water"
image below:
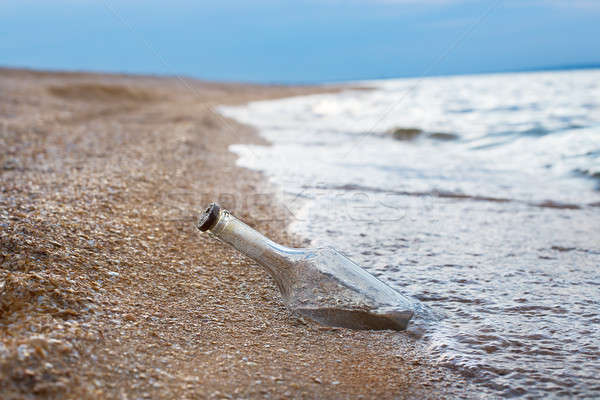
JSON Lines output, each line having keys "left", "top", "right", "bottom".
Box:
{"left": 220, "top": 70, "right": 600, "bottom": 397}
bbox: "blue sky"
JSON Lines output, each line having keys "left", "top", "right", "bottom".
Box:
{"left": 1, "top": 0, "right": 599, "bottom": 83}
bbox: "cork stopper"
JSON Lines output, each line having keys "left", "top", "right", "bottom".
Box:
{"left": 197, "top": 203, "right": 221, "bottom": 232}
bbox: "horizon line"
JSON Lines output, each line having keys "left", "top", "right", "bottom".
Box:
{"left": 1, "top": 61, "right": 599, "bottom": 86}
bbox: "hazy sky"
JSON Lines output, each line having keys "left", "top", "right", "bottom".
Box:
{"left": 1, "top": 0, "right": 599, "bottom": 83}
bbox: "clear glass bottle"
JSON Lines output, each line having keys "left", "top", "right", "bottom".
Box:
{"left": 197, "top": 203, "right": 417, "bottom": 330}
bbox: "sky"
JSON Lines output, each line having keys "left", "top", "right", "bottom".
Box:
{"left": 1, "top": 0, "right": 599, "bottom": 83}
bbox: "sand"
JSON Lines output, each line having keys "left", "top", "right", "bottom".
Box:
{"left": 0, "top": 68, "right": 470, "bottom": 399}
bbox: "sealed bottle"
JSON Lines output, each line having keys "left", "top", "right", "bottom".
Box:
{"left": 197, "top": 203, "right": 416, "bottom": 330}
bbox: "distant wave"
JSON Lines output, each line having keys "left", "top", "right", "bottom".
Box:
{"left": 574, "top": 168, "right": 600, "bottom": 188}
{"left": 311, "top": 183, "right": 595, "bottom": 209}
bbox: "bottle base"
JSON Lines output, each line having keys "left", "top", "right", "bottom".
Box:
{"left": 295, "top": 307, "right": 413, "bottom": 331}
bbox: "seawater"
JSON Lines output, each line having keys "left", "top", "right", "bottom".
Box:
{"left": 219, "top": 70, "right": 600, "bottom": 398}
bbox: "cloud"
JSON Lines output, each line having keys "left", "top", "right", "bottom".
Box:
{"left": 370, "top": 0, "right": 600, "bottom": 9}
{"left": 318, "top": 0, "right": 468, "bottom": 4}
{"left": 367, "top": 0, "right": 466, "bottom": 3}
{"left": 533, "top": 0, "right": 600, "bottom": 10}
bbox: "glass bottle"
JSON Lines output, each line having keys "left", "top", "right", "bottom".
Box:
{"left": 197, "top": 203, "right": 417, "bottom": 331}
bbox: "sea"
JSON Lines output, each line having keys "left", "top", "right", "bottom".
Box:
{"left": 219, "top": 69, "right": 600, "bottom": 398}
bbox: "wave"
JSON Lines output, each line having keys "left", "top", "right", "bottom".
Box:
{"left": 314, "top": 183, "right": 594, "bottom": 209}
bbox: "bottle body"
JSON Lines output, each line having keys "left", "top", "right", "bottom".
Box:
{"left": 280, "top": 246, "right": 415, "bottom": 330}
{"left": 199, "top": 203, "right": 415, "bottom": 330}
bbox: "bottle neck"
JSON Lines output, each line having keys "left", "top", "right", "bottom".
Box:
{"left": 208, "top": 210, "right": 302, "bottom": 267}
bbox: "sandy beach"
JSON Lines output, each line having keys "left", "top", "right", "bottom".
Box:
{"left": 0, "top": 68, "right": 469, "bottom": 399}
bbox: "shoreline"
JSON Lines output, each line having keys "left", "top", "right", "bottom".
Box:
{"left": 0, "top": 68, "right": 468, "bottom": 398}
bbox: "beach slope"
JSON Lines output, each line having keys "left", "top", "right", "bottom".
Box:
{"left": 0, "top": 68, "right": 464, "bottom": 399}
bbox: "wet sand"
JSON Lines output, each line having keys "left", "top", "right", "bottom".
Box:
{"left": 0, "top": 68, "right": 469, "bottom": 398}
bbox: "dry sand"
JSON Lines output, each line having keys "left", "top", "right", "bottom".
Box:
{"left": 0, "top": 68, "right": 470, "bottom": 399}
